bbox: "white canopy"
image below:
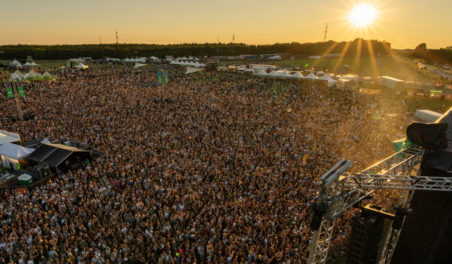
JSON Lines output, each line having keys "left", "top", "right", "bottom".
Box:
{"left": 13, "top": 70, "right": 24, "bottom": 77}
{"left": 278, "top": 71, "right": 292, "bottom": 78}
{"left": 0, "top": 142, "right": 34, "bottom": 160}
{"left": 254, "top": 69, "right": 268, "bottom": 76}
{"left": 170, "top": 60, "right": 177, "bottom": 64}
{"left": 124, "top": 58, "right": 130, "bottom": 62}
{"left": 31, "top": 62, "right": 38, "bottom": 66}
{"left": 134, "top": 63, "right": 148, "bottom": 69}
{"left": 0, "top": 130, "right": 21, "bottom": 145}
{"left": 194, "top": 62, "right": 201, "bottom": 67}
{"left": 41, "top": 139, "right": 51, "bottom": 144}
{"left": 185, "top": 67, "right": 204, "bottom": 74}
{"left": 305, "top": 72, "right": 318, "bottom": 79}
{"left": 267, "top": 70, "right": 280, "bottom": 78}
{"left": 24, "top": 62, "right": 31, "bottom": 66}
{"left": 27, "top": 70, "right": 38, "bottom": 78}
{"left": 291, "top": 72, "right": 305, "bottom": 79}
{"left": 319, "top": 73, "right": 337, "bottom": 87}
{"left": 195, "top": 58, "right": 200, "bottom": 61}
{"left": 12, "top": 74, "right": 22, "bottom": 80}
{"left": 11, "top": 60, "right": 21, "bottom": 66}
{"left": 181, "top": 57, "right": 187, "bottom": 60}
{"left": 42, "top": 71, "right": 53, "bottom": 77}
{"left": 77, "top": 63, "right": 88, "bottom": 69}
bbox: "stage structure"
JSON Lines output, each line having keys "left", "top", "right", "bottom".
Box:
{"left": 306, "top": 144, "right": 452, "bottom": 264}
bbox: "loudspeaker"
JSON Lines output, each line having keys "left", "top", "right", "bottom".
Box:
{"left": 347, "top": 211, "right": 385, "bottom": 264}
{"left": 35, "top": 165, "right": 51, "bottom": 179}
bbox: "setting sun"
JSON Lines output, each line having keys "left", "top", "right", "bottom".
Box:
{"left": 349, "top": 4, "right": 376, "bottom": 27}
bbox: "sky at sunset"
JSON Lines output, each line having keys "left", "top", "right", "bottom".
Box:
{"left": 1, "top": 0, "right": 450, "bottom": 49}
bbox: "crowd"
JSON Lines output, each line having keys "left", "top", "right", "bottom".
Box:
{"left": 0, "top": 65, "right": 403, "bottom": 264}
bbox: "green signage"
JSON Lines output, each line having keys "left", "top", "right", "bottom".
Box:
{"left": 157, "top": 71, "right": 162, "bottom": 84}
{"left": 164, "top": 71, "right": 169, "bottom": 84}
{"left": 4, "top": 82, "right": 14, "bottom": 98}
{"left": 16, "top": 81, "right": 25, "bottom": 97}
{"left": 26, "top": 77, "right": 34, "bottom": 81}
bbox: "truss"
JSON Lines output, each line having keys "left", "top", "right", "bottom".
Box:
{"left": 307, "top": 146, "right": 452, "bottom": 264}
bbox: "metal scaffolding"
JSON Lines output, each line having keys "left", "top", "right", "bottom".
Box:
{"left": 307, "top": 146, "right": 452, "bottom": 264}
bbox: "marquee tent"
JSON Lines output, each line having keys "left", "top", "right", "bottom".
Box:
{"left": 12, "top": 74, "right": 22, "bottom": 80}
{"left": 0, "top": 130, "right": 21, "bottom": 145}
{"left": 24, "top": 62, "right": 31, "bottom": 66}
{"left": 77, "top": 63, "right": 88, "bottom": 69}
{"left": 0, "top": 142, "right": 35, "bottom": 167}
{"left": 31, "top": 62, "right": 39, "bottom": 66}
{"left": 13, "top": 70, "right": 24, "bottom": 77}
{"left": 320, "top": 73, "right": 338, "bottom": 87}
{"left": 185, "top": 67, "right": 204, "bottom": 74}
{"left": 254, "top": 69, "right": 268, "bottom": 76}
{"left": 291, "top": 72, "right": 305, "bottom": 79}
{"left": 278, "top": 71, "right": 292, "bottom": 78}
{"left": 267, "top": 70, "right": 280, "bottom": 78}
{"left": 195, "top": 58, "right": 200, "bottom": 61}
{"left": 27, "top": 70, "right": 38, "bottom": 78}
{"left": 181, "top": 57, "right": 187, "bottom": 60}
{"left": 11, "top": 60, "right": 21, "bottom": 66}
{"left": 194, "top": 62, "right": 201, "bottom": 67}
{"left": 305, "top": 72, "right": 318, "bottom": 79}
{"left": 134, "top": 63, "right": 149, "bottom": 69}
{"left": 42, "top": 72, "right": 53, "bottom": 78}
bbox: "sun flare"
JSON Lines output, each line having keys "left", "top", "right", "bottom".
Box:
{"left": 349, "top": 4, "right": 376, "bottom": 27}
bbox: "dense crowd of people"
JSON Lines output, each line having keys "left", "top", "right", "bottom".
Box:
{"left": 0, "top": 65, "right": 403, "bottom": 264}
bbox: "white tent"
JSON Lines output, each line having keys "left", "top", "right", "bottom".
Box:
{"left": 278, "top": 71, "right": 292, "bottom": 78}
{"left": 194, "top": 62, "right": 201, "bottom": 67}
{"left": 267, "top": 70, "right": 280, "bottom": 78}
{"left": 27, "top": 70, "right": 38, "bottom": 78}
{"left": 134, "top": 63, "right": 149, "bottom": 69}
{"left": 181, "top": 57, "right": 187, "bottom": 60}
{"left": 320, "top": 73, "right": 337, "bottom": 87}
{"left": 170, "top": 60, "right": 177, "bottom": 64}
{"left": 124, "top": 58, "right": 130, "bottom": 62}
{"left": 41, "top": 139, "right": 51, "bottom": 144}
{"left": 0, "top": 142, "right": 34, "bottom": 160}
{"left": 305, "top": 72, "right": 318, "bottom": 79}
{"left": 11, "top": 60, "right": 21, "bottom": 66}
{"left": 13, "top": 70, "right": 24, "bottom": 77}
{"left": 291, "top": 72, "right": 305, "bottom": 79}
{"left": 31, "top": 62, "right": 39, "bottom": 66}
{"left": 77, "top": 63, "right": 88, "bottom": 69}
{"left": 185, "top": 67, "right": 205, "bottom": 74}
{"left": 24, "top": 62, "right": 31, "bottom": 66}
{"left": 195, "top": 58, "right": 200, "bottom": 61}
{"left": 42, "top": 72, "right": 53, "bottom": 78}
{"left": 254, "top": 69, "right": 268, "bottom": 76}
{"left": 12, "top": 74, "right": 22, "bottom": 80}
{"left": 0, "top": 130, "right": 21, "bottom": 145}
{"left": 14, "top": 71, "right": 24, "bottom": 77}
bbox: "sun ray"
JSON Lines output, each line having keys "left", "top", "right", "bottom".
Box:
{"left": 366, "top": 39, "right": 380, "bottom": 77}
{"left": 333, "top": 41, "right": 351, "bottom": 72}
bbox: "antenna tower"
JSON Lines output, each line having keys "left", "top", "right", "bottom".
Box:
{"left": 116, "top": 29, "right": 119, "bottom": 46}
{"left": 324, "top": 23, "right": 328, "bottom": 42}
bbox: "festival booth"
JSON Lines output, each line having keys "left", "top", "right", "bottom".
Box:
{"left": 0, "top": 143, "right": 34, "bottom": 169}
{"left": 24, "top": 62, "right": 31, "bottom": 67}
{"left": 10, "top": 60, "right": 21, "bottom": 67}
{"left": 291, "top": 72, "right": 305, "bottom": 79}
{"left": 76, "top": 63, "right": 88, "bottom": 69}
{"left": 25, "top": 143, "right": 92, "bottom": 175}
{"left": 278, "top": 71, "right": 292, "bottom": 78}
{"left": 304, "top": 72, "right": 318, "bottom": 80}
{"left": 254, "top": 69, "right": 268, "bottom": 77}
{"left": 267, "top": 70, "right": 280, "bottom": 78}
{"left": 31, "top": 62, "right": 39, "bottom": 67}
{"left": 185, "top": 67, "right": 205, "bottom": 74}
{"left": 0, "top": 130, "right": 21, "bottom": 146}
{"left": 319, "top": 73, "right": 338, "bottom": 87}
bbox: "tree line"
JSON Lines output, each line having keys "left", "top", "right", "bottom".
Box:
{"left": 411, "top": 43, "right": 452, "bottom": 64}
{"left": 0, "top": 39, "right": 392, "bottom": 60}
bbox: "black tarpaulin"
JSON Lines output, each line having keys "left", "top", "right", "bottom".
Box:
{"left": 41, "top": 148, "right": 72, "bottom": 167}
{"left": 406, "top": 123, "right": 448, "bottom": 149}
{"left": 25, "top": 144, "right": 57, "bottom": 163}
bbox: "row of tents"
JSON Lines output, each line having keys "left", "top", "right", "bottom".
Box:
{"left": 253, "top": 69, "right": 338, "bottom": 87}
{"left": 11, "top": 70, "right": 56, "bottom": 81}
{"left": 9, "top": 60, "right": 39, "bottom": 67}
{"left": 170, "top": 60, "right": 206, "bottom": 67}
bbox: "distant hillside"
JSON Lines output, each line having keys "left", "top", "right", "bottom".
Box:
{"left": 0, "top": 39, "right": 391, "bottom": 60}
{"left": 410, "top": 43, "right": 452, "bottom": 64}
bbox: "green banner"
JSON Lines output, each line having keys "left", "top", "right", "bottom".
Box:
{"left": 157, "top": 71, "right": 162, "bottom": 84}
{"left": 164, "top": 71, "right": 169, "bottom": 84}
{"left": 42, "top": 76, "right": 51, "bottom": 80}
{"left": 4, "top": 82, "right": 14, "bottom": 98}
{"left": 16, "top": 81, "right": 25, "bottom": 97}
{"left": 26, "top": 77, "right": 34, "bottom": 81}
